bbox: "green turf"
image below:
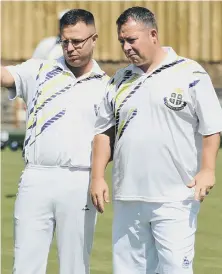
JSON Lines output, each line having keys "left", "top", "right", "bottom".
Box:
{"left": 1, "top": 149, "right": 222, "bottom": 274}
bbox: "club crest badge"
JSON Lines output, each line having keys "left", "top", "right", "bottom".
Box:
{"left": 182, "top": 256, "right": 192, "bottom": 268}
{"left": 164, "top": 88, "right": 187, "bottom": 111}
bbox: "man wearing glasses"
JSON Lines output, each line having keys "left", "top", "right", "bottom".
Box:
{"left": 1, "top": 9, "right": 109, "bottom": 274}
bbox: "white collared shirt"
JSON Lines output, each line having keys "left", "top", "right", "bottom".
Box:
{"left": 7, "top": 57, "right": 109, "bottom": 167}
{"left": 95, "top": 47, "right": 222, "bottom": 202}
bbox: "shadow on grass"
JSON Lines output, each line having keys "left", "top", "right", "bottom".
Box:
{"left": 5, "top": 194, "right": 16, "bottom": 198}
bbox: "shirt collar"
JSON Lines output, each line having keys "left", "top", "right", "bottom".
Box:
{"left": 161, "top": 47, "right": 179, "bottom": 65}
{"left": 128, "top": 47, "right": 179, "bottom": 75}
{"left": 53, "top": 56, "right": 105, "bottom": 78}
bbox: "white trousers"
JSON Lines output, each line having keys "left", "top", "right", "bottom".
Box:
{"left": 13, "top": 165, "right": 96, "bottom": 274}
{"left": 113, "top": 200, "right": 200, "bottom": 274}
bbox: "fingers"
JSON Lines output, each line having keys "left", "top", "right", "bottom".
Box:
{"left": 205, "top": 186, "right": 213, "bottom": 196}
{"left": 194, "top": 186, "right": 213, "bottom": 202}
{"left": 194, "top": 186, "right": 201, "bottom": 201}
{"left": 91, "top": 194, "right": 98, "bottom": 208}
{"left": 199, "top": 187, "right": 207, "bottom": 202}
{"left": 91, "top": 193, "right": 104, "bottom": 213}
{"left": 103, "top": 188, "right": 110, "bottom": 203}
{"left": 96, "top": 193, "right": 105, "bottom": 213}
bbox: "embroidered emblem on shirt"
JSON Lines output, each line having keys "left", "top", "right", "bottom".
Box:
{"left": 182, "top": 256, "right": 191, "bottom": 268}
{"left": 164, "top": 88, "right": 187, "bottom": 111}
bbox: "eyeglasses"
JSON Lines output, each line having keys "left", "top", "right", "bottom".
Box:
{"left": 59, "top": 33, "right": 95, "bottom": 49}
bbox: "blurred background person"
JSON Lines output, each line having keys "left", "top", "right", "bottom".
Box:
{"left": 32, "top": 9, "right": 69, "bottom": 60}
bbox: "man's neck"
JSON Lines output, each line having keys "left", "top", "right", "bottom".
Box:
{"left": 139, "top": 47, "right": 167, "bottom": 74}
{"left": 66, "top": 59, "right": 94, "bottom": 78}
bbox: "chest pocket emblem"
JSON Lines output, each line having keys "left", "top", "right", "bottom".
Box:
{"left": 164, "top": 89, "right": 187, "bottom": 111}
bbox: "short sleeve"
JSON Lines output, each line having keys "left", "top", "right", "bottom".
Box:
{"left": 6, "top": 59, "right": 44, "bottom": 103}
{"left": 94, "top": 81, "right": 115, "bottom": 135}
{"left": 193, "top": 71, "right": 222, "bottom": 135}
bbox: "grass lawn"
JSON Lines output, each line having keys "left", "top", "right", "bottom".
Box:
{"left": 1, "top": 149, "right": 222, "bottom": 274}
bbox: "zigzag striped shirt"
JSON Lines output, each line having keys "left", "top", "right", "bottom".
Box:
{"left": 7, "top": 57, "right": 109, "bottom": 167}
{"left": 95, "top": 47, "right": 222, "bottom": 202}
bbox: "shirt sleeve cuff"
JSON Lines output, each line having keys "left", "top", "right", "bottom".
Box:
{"left": 6, "top": 66, "right": 23, "bottom": 99}
{"left": 94, "top": 122, "right": 115, "bottom": 136}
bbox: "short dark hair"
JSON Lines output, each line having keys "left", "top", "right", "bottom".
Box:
{"left": 60, "top": 9, "right": 95, "bottom": 32}
{"left": 116, "top": 6, "right": 158, "bottom": 31}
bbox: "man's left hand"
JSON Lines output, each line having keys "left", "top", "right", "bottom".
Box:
{"left": 187, "top": 168, "right": 215, "bottom": 202}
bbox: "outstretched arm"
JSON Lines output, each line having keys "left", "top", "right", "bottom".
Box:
{"left": 1, "top": 66, "right": 15, "bottom": 88}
